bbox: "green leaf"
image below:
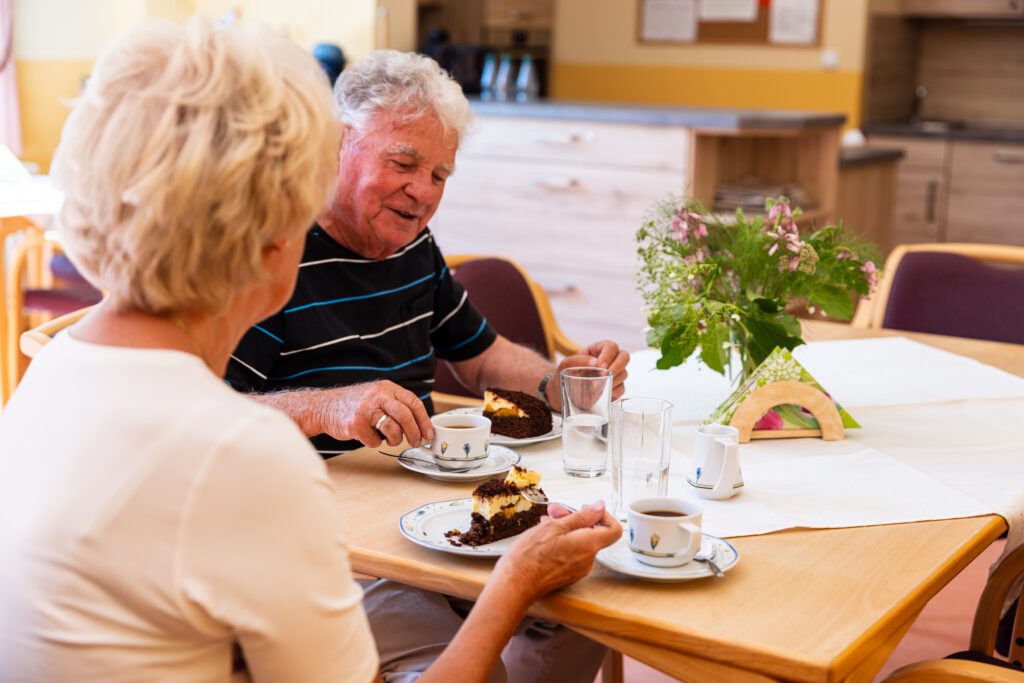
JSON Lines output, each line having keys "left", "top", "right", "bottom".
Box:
{"left": 743, "top": 316, "right": 804, "bottom": 365}
{"left": 809, "top": 284, "right": 854, "bottom": 320}
{"left": 751, "top": 296, "right": 781, "bottom": 314}
{"left": 656, "top": 326, "right": 697, "bottom": 370}
{"left": 699, "top": 324, "right": 729, "bottom": 375}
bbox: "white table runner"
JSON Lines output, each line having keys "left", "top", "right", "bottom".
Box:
{"left": 515, "top": 337, "right": 1024, "bottom": 546}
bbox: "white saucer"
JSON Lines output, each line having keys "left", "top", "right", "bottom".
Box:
{"left": 399, "top": 498, "right": 513, "bottom": 558}
{"left": 596, "top": 534, "right": 739, "bottom": 582}
{"left": 397, "top": 445, "right": 521, "bottom": 482}
{"left": 440, "top": 407, "right": 562, "bottom": 447}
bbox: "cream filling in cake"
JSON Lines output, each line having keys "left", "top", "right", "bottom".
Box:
{"left": 483, "top": 392, "right": 527, "bottom": 418}
{"left": 472, "top": 494, "right": 533, "bottom": 519}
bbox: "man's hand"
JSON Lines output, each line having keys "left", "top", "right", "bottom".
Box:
{"left": 315, "top": 381, "right": 434, "bottom": 448}
{"left": 546, "top": 340, "right": 630, "bottom": 410}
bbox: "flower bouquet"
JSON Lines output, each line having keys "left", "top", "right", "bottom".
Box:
{"left": 636, "top": 196, "right": 880, "bottom": 382}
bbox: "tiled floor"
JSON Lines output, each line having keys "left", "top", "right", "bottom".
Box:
{"left": 596, "top": 540, "right": 1006, "bottom": 682}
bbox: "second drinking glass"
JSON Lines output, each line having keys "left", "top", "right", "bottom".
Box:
{"left": 610, "top": 397, "right": 673, "bottom": 520}
{"left": 560, "top": 367, "right": 612, "bottom": 477}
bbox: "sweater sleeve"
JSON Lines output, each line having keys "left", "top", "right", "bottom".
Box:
{"left": 176, "top": 409, "right": 378, "bottom": 683}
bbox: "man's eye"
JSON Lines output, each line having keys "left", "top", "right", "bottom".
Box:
{"left": 433, "top": 174, "right": 447, "bottom": 185}
{"left": 393, "top": 160, "right": 414, "bottom": 171}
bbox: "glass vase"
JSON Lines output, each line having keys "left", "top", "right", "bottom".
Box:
{"left": 725, "top": 325, "right": 757, "bottom": 388}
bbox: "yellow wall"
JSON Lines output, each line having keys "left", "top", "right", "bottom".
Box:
{"left": 551, "top": 0, "right": 868, "bottom": 128}
{"left": 12, "top": 0, "right": 378, "bottom": 170}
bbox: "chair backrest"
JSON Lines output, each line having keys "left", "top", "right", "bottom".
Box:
{"left": 853, "top": 243, "right": 1024, "bottom": 345}
{"left": 433, "top": 255, "right": 578, "bottom": 400}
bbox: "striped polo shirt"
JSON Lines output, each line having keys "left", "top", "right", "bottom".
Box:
{"left": 227, "top": 225, "right": 496, "bottom": 455}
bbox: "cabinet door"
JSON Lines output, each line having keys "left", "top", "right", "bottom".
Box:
{"left": 869, "top": 136, "right": 949, "bottom": 245}
{"left": 947, "top": 141, "right": 1024, "bottom": 245}
{"left": 484, "top": 0, "right": 553, "bottom": 30}
{"left": 902, "top": 0, "right": 1024, "bottom": 16}
{"left": 430, "top": 158, "right": 684, "bottom": 350}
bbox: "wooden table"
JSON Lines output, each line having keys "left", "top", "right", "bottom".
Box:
{"left": 325, "top": 322, "right": 1024, "bottom": 683}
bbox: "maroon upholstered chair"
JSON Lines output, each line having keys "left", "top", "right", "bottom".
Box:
{"left": 433, "top": 255, "right": 579, "bottom": 402}
{"left": 853, "top": 243, "right": 1024, "bottom": 345}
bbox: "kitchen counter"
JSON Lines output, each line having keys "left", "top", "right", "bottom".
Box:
{"left": 839, "top": 146, "right": 905, "bottom": 168}
{"left": 469, "top": 98, "right": 846, "bottom": 131}
{"left": 865, "top": 122, "right": 1024, "bottom": 144}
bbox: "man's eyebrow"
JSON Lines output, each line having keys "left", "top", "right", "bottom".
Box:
{"left": 385, "top": 143, "right": 423, "bottom": 160}
{"left": 385, "top": 143, "right": 455, "bottom": 175}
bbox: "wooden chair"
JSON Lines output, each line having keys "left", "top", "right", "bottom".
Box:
{"left": 19, "top": 304, "right": 96, "bottom": 359}
{"left": 432, "top": 254, "right": 580, "bottom": 411}
{"left": 882, "top": 544, "right": 1024, "bottom": 681}
{"left": 1, "top": 216, "right": 46, "bottom": 404}
{"left": 851, "top": 243, "right": 1024, "bottom": 344}
{"left": 4, "top": 232, "right": 102, "bottom": 402}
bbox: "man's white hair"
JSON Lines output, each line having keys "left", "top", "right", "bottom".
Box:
{"left": 334, "top": 50, "right": 472, "bottom": 145}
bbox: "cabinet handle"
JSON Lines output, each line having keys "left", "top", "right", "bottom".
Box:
{"left": 530, "top": 174, "right": 580, "bottom": 190}
{"left": 925, "top": 180, "right": 938, "bottom": 223}
{"left": 993, "top": 150, "right": 1024, "bottom": 164}
{"left": 528, "top": 130, "right": 596, "bottom": 145}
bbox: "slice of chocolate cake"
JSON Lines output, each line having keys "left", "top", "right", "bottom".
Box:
{"left": 457, "top": 466, "right": 548, "bottom": 547}
{"left": 483, "top": 388, "right": 553, "bottom": 439}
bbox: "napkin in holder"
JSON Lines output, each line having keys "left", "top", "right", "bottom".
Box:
{"left": 706, "top": 347, "right": 859, "bottom": 443}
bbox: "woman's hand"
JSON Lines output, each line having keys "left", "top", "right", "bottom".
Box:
{"left": 492, "top": 501, "right": 622, "bottom": 605}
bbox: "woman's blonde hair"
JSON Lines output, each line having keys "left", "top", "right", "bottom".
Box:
{"left": 52, "top": 16, "right": 339, "bottom": 315}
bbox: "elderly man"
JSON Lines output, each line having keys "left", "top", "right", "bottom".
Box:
{"left": 227, "top": 49, "right": 629, "bottom": 456}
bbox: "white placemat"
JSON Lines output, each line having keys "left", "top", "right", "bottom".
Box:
{"left": 793, "top": 337, "right": 1024, "bottom": 408}
{"left": 623, "top": 337, "right": 1024, "bottom": 425}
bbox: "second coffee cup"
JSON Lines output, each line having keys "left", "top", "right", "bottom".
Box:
{"left": 626, "top": 497, "right": 703, "bottom": 567}
{"left": 426, "top": 413, "right": 491, "bottom": 470}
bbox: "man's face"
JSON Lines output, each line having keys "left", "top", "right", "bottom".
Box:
{"left": 324, "top": 111, "right": 457, "bottom": 259}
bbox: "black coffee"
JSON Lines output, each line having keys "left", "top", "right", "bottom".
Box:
{"left": 642, "top": 510, "right": 685, "bottom": 517}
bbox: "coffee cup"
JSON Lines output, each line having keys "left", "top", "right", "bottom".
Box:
{"left": 687, "top": 423, "right": 743, "bottom": 500}
{"left": 626, "top": 497, "right": 703, "bottom": 567}
{"left": 426, "top": 414, "right": 491, "bottom": 470}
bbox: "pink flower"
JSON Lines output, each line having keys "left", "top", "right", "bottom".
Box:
{"left": 861, "top": 260, "right": 878, "bottom": 292}
{"left": 694, "top": 223, "right": 708, "bottom": 239}
{"left": 754, "top": 409, "right": 784, "bottom": 430}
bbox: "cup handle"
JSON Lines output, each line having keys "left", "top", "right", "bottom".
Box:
{"left": 712, "top": 437, "right": 738, "bottom": 496}
{"left": 677, "top": 521, "right": 702, "bottom": 559}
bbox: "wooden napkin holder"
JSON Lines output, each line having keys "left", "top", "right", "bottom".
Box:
{"left": 728, "top": 380, "right": 845, "bottom": 443}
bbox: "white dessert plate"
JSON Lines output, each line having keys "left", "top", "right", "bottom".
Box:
{"left": 397, "top": 445, "right": 521, "bottom": 482}
{"left": 439, "top": 407, "right": 562, "bottom": 447}
{"left": 399, "top": 498, "right": 515, "bottom": 558}
{"left": 596, "top": 534, "right": 740, "bottom": 582}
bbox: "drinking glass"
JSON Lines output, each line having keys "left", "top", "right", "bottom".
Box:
{"left": 610, "top": 397, "right": 673, "bottom": 520}
{"left": 560, "top": 367, "right": 612, "bottom": 477}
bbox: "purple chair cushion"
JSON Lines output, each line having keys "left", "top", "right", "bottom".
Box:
{"left": 434, "top": 258, "right": 549, "bottom": 398}
{"left": 49, "top": 253, "right": 92, "bottom": 287}
{"left": 882, "top": 251, "right": 1024, "bottom": 345}
{"left": 23, "top": 287, "right": 103, "bottom": 316}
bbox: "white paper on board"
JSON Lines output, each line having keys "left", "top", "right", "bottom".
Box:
{"left": 699, "top": 0, "right": 758, "bottom": 22}
{"left": 769, "top": 0, "right": 819, "bottom": 44}
{"left": 641, "top": 0, "right": 698, "bottom": 42}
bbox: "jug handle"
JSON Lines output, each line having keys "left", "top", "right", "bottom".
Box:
{"left": 712, "top": 437, "right": 739, "bottom": 497}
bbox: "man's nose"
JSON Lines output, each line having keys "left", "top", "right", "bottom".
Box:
{"left": 404, "top": 171, "right": 441, "bottom": 204}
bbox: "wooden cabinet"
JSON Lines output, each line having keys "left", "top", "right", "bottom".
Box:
{"left": 947, "top": 141, "right": 1024, "bottom": 244}
{"left": 901, "top": 0, "right": 1024, "bottom": 17}
{"left": 484, "top": 0, "right": 553, "bottom": 30}
{"left": 431, "top": 116, "right": 689, "bottom": 350}
{"left": 868, "top": 134, "right": 1024, "bottom": 247}
{"left": 868, "top": 135, "right": 950, "bottom": 245}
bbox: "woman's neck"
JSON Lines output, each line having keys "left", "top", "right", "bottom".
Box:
{"left": 69, "top": 301, "right": 245, "bottom": 377}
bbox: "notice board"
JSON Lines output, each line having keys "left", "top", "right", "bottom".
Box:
{"left": 638, "top": 0, "right": 823, "bottom": 47}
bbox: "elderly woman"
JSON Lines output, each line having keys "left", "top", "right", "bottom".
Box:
{"left": 0, "top": 17, "right": 620, "bottom": 683}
